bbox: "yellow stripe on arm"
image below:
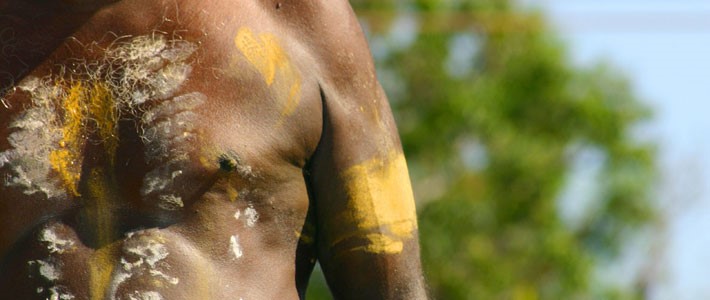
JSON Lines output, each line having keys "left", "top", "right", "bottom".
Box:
{"left": 332, "top": 150, "right": 418, "bottom": 254}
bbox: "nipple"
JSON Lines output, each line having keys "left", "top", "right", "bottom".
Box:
{"left": 217, "top": 151, "right": 254, "bottom": 179}
{"left": 218, "top": 153, "right": 238, "bottom": 172}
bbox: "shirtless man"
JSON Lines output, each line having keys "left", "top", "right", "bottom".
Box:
{"left": 0, "top": 0, "right": 426, "bottom": 299}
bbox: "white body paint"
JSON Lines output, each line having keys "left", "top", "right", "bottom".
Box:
{"left": 29, "top": 258, "right": 75, "bottom": 300}
{"left": 29, "top": 259, "right": 61, "bottom": 282}
{"left": 233, "top": 204, "right": 259, "bottom": 226}
{"left": 29, "top": 226, "right": 77, "bottom": 299}
{"left": 40, "top": 227, "right": 75, "bottom": 254}
{"left": 110, "top": 233, "right": 179, "bottom": 300}
{"left": 229, "top": 204, "right": 259, "bottom": 259}
{"left": 0, "top": 34, "right": 200, "bottom": 203}
{"left": 107, "top": 35, "right": 203, "bottom": 212}
{"left": 105, "top": 35, "right": 197, "bottom": 106}
{"left": 158, "top": 194, "right": 185, "bottom": 211}
{"left": 140, "top": 92, "right": 206, "bottom": 211}
{"left": 236, "top": 164, "right": 254, "bottom": 179}
{"left": 125, "top": 240, "right": 170, "bottom": 268}
{"left": 230, "top": 235, "right": 244, "bottom": 259}
{"left": 48, "top": 286, "right": 76, "bottom": 300}
{"left": 0, "top": 77, "right": 64, "bottom": 198}
{"left": 243, "top": 205, "right": 259, "bottom": 228}
{"left": 128, "top": 291, "right": 164, "bottom": 300}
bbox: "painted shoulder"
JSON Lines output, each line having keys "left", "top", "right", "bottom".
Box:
{"left": 287, "top": 0, "right": 382, "bottom": 112}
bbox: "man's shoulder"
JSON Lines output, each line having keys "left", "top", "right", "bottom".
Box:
{"left": 82, "top": 0, "right": 362, "bottom": 56}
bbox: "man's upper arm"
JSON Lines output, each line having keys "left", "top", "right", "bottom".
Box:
{"left": 303, "top": 2, "right": 426, "bottom": 298}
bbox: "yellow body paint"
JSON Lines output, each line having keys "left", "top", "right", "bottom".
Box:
{"left": 85, "top": 168, "right": 117, "bottom": 245}
{"left": 335, "top": 151, "right": 418, "bottom": 254}
{"left": 50, "top": 82, "right": 87, "bottom": 196}
{"left": 3, "top": 35, "right": 196, "bottom": 200}
{"left": 226, "top": 184, "right": 239, "bottom": 202}
{"left": 48, "top": 81, "right": 120, "bottom": 196}
{"left": 235, "top": 27, "right": 302, "bottom": 117}
{"left": 88, "top": 242, "right": 119, "bottom": 300}
{"left": 83, "top": 167, "right": 120, "bottom": 299}
{"left": 88, "top": 82, "right": 119, "bottom": 163}
{"left": 349, "top": 234, "right": 404, "bottom": 254}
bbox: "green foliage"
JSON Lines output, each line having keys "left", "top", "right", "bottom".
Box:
{"left": 308, "top": 1, "right": 656, "bottom": 299}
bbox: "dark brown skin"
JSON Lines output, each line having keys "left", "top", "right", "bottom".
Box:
{"left": 0, "top": 0, "right": 426, "bottom": 299}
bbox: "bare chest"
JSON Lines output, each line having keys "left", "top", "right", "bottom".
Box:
{"left": 0, "top": 3, "right": 321, "bottom": 299}
{"left": 1, "top": 34, "right": 284, "bottom": 199}
{"left": 3, "top": 2, "right": 322, "bottom": 190}
{"left": 0, "top": 10, "right": 320, "bottom": 271}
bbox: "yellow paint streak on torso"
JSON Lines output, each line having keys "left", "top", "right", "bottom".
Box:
{"left": 50, "top": 81, "right": 87, "bottom": 196}
{"left": 284, "top": 82, "right": 301, "bottom": 117}
{"left": 336, "top": 151, "right": 418, "bottom": 254}
{"left": 82, "top": 168, "right": 121, "bottom": 298}
{"left": 81, "top": 144, "right": 120, "bottom": 299}
{"left": 235, "top": 27, "right": 302, "bottom": 117}
{"left": 88, "top": 241, "right": 119, "bottom": 300}
{"left": 88, "top": 82, "right": 119, "bottom": 165}
{"left": 226, "top": 184, "right": 239, "bottom": 202}
{"left": 85, "top": 168, "right": 117, "bottom": 246}
{"left": 49, "top": 80, "right": 120, "bottom": 196}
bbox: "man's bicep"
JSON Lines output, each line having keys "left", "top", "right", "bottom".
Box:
{"left": 306, "top": 84, "right": 424, "bottom": 298}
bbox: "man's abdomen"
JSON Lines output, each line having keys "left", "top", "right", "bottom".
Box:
{"left": 0, "top": 220, "right": 301, "bottom": 300}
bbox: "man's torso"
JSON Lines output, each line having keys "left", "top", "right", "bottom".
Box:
{"left": 0, "top": 1, "right": 327, "bottom": 298}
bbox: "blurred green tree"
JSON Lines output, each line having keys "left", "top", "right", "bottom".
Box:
{"left": 308, "top": 1, "right": 656, "bottom": 299}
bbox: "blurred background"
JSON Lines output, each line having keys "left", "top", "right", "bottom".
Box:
{"left": 308, "top": 1, "right": 709, "bottom": 299}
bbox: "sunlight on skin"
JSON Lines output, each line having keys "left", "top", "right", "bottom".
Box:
{"left": 333, "top": 150, "right": 418, "bottom": 254}
{"left": 188, "top": 248, "right": 216, "bottom": 299}
{"left": 235, "top": 27, "right": 302, "bottom": 117}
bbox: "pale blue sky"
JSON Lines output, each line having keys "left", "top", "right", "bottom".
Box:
{"left": 524, "top": 1, "right": 710, "bottom": 299}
